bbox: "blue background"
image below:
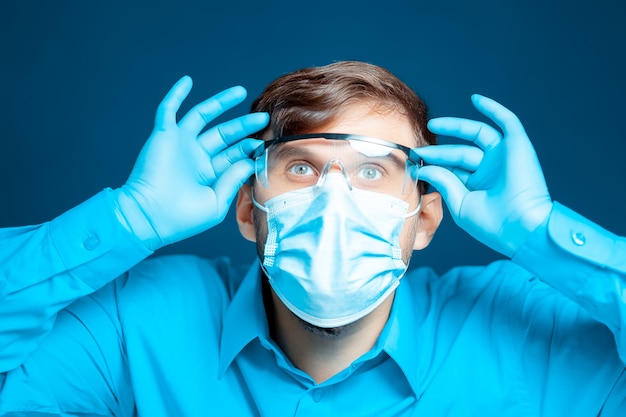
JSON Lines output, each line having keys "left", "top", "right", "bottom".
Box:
{"left": 1, "top": 0, "right": 624, "bottom": 274}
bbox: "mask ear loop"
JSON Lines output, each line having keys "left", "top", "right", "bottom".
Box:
{"left": 405, "top": 194, "right": 422, "bottom": 218}
{"left": 404, "top": 158, "right": 422, "bottom": 218}
{"left": 250, "top": 185, "right": 270, "bottom": 214}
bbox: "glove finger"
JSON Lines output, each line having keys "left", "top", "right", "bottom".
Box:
{"left": 428, "top": 117, "right": 501, "bottom": 150}
{"left": 470, "top": 94, "right": 527, "bottom": 137}
{"left": 422, "top": 166, "right": 473, "bottom": 185}
{"left": 417, "top": 165, "right": 470, "bottom": 217}
{"left": 211, "top": 159, "right": 256, "bottom": 220}
{"left": 198, "top": 113, "right": 269, "bottom": 155}
{"left": 449, "top": 167, "right": 473, "bottom": 185}
{"left": 154, "top": 76, "right": 193, "bottom": 130}
{"left": 211, "top": 139, "right": 264, "bottom": 175}
{"left": 413, "top": 145, "right": 483, "bottom": 172}
{"left": 179, "top": 86, "right": 248, "bottom": 136}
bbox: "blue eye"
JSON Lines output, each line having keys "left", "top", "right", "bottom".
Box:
{"left": 358, "top": 166, "right": 383, "bottom": 181}
{"left": 289, "top": 163, "right": 315, "bottom": 176}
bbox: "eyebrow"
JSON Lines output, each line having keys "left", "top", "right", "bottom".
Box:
{"left": 271, "top": 141, "right": 407, "bottom": 170}
{"left": 271, "top": 143, "right": 317, "bottom": 162}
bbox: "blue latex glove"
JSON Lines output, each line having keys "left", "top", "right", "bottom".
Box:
{"left": 414, "top": 94, "right": 553, "bottom": 258}
{"left": 114, "top": 76, "right": 269, "bottom": 250}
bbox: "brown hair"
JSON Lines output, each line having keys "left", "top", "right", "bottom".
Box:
{"left": 250, "top": 61, "right": 436, "bottom": 148}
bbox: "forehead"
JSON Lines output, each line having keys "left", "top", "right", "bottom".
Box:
{"left": 311, "top": 103, "right": 417, "bottom": 148}
{"left": 263, "top": 102, "right": 418, "bottom": 147}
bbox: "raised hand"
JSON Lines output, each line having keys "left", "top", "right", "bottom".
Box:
{"left": 414, "top": 95, "right": 553, "bottom": 257}
{"left": 114, "top": 76, "right": 269, "bottom": 250}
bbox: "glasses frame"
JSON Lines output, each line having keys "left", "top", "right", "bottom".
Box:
{"left": 252, "top": 133, "right": 423, "bottom": 166}
{"left": 252, "top": 133, "right": 424, "bottom": 195}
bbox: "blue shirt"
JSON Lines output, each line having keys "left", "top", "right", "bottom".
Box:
{"left": 0, "top": 189, "right": 625, "bottom": 416}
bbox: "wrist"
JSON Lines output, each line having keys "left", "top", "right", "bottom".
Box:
{"left": 506, "top": 200, "right": 553, "bottom": 257}
{"left": 112, "top": 186, "right": 163, "bottom": 251}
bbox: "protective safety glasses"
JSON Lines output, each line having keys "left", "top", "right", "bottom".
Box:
{"left": 252, "top": 133, "right": 423, "bottom": 195}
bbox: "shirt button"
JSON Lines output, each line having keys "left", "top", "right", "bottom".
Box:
{"left": 83, "top": 234, "right": 100, "bottom": 251}
{"left": 311, "top": 389, "right": 324, "bottom": 402}
{"left": 571, "top": 232, "right": 586, "bottom": 246}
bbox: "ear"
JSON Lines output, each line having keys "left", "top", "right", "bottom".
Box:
{"left": 413, "top": 192, "right": 443, "bottom": 250}
{"left": 236, "top": 184, "right": 257, "bottom": 242}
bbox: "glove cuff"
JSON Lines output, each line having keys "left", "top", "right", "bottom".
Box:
{"left": 112, "top": 186, "right": 163, "bottom": 251}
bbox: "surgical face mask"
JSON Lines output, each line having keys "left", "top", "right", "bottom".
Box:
{"left": 253, "top": 173, "right": 420, "bottom": 328}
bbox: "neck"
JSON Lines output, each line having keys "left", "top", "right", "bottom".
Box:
{"left": 267, "top": 288, "right": 394, "bottom": 384}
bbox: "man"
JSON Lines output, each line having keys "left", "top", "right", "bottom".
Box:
{"left": 0, "top": 61, "right": 624, "bottom": 416}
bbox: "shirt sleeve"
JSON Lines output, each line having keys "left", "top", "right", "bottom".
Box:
{"left": 512, "top": 201, "right": 626, "bottom": 362}
{"left": 0, "top": 279, "right": 135, "bottom": 416}
{"left": 0, "top": 189, "right": 152, "bottom": 372}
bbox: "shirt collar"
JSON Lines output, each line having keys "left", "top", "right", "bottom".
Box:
{"left": 218, "top": 263, "right": 423, "bottom": 397}
{"left": 380, "top": 277, "right": 422, "bottom": 397}
{"left": 218, "top": 262, "right": 268, "bottom": 378}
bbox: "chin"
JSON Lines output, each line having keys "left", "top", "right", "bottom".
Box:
{"left": 296, "top": 314, "right": 360, "bottom": 338}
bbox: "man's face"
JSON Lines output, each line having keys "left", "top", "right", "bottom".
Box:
{"left": 250, "top": 102, "right": 423, "bottom": 265}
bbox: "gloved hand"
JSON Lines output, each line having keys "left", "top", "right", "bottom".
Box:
{"left": 114, "top": 76, "right": 269, "bottom": 251}
{"left": 414, "top": 94, "right": 553, "bottom": 258}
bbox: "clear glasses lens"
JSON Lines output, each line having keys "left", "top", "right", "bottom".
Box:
{"left": 255, "top": 136, "right": 419, "bottom": 195}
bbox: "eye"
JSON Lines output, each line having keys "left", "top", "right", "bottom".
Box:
{"left": 358, "top": 166, "right": 383, "bottom": 181}
{"left": 288, "top": 163, "right": 315, "bottom": 176}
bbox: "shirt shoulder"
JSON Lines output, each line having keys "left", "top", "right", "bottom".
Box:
{"left": 113, "top": 255, "right": 253, "bottom": 328}
{"left": 123, "top": 254, "right": 248, "bottom": 293}
{"left": 405, "top": 260, "right": 534, "bottom": 303}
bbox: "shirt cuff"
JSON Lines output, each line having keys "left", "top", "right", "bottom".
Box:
{"left": 48, "top": 188, "right": 153, "bottom": 289}
{"left": 513, "top": 201, "right": 626, "bottom": 296}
